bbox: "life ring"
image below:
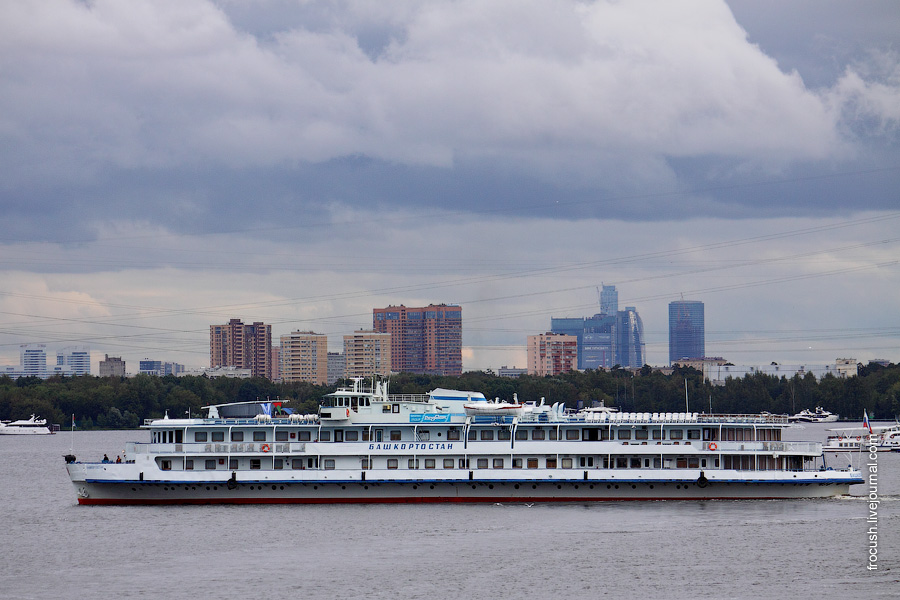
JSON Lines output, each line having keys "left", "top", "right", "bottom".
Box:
{"left": 346, "top": 408, "right": 350, "bottom": 418}
{"left": 856, "top": 436, "right": 861, "bottom": 441}
{"left": 260, "top": 444, "right": 270, "bottom": 453}
{"left": 708, "top": 442, "right": 717, "bottom": 451}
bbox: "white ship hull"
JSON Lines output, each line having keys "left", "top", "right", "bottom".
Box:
{"left": 67, "top": 463, "right": 857, "bottom": 505}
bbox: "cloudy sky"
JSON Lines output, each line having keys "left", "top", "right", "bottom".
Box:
{"left": 1, "top": 0, "right": 898, "bottom": 374}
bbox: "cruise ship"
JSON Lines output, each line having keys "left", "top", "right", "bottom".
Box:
{"left": 64, "top": 379, "right": 862, "bottom": 504}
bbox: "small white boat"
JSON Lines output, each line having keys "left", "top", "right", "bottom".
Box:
{"left": 823, "top": 423, "right": 900, "bottom": 452}
{"left": 464, "top": 394, "right": 525, "bottom": 417}
{"left": 0, "top": 415, "right": 53, "bottom": 435}
{"left": 789, "top": 407, "right": 839, "bottom": 423}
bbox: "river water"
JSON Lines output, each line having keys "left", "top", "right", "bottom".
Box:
{"left": 1, "top": 423, "right": 897, "bottom": 599}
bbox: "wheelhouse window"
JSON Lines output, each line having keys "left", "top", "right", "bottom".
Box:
{"left": 194, "top": 432, "right": 208, "bottom": 442}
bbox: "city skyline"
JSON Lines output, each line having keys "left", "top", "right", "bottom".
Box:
{"left": 1, "top": 2, "right": 898, "bottom": 373}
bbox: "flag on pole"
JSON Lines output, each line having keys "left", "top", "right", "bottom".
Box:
{"left": 863, "top": 410, "right": 872, "bottom": 434}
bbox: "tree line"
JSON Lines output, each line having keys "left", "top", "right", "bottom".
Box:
{"left": 1, "top": 362, "right": 898, "bottom": 429}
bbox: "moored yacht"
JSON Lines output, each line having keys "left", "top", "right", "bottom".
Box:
{"left": 0, "top": 415, "right": 53, "bottom": 435}
{"left": 789, "top": 407, "right": 839, "bottom": 423}
{"left": 64, "top": 379, "right": 862, "bottom": 504}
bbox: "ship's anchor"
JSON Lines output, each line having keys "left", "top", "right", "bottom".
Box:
{"left": 227, "top": 472, "right": 238, "bottom": 490}
{"left": 696, "top": 471, "right": 709, "bottom": 488}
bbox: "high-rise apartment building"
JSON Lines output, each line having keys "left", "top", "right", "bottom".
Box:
{"left": 280, "top": 331, "right": 328, "bottom": 384}
{"left": 669, "top": 300, "right": 705, "bottom": 364}
{"left": 20, "top": 344, "right": 47, "bottom": 378}
{"left": 327, "top": 352, "right": 345, "bottom": 385}
{"left": 343, "top": 330, "right": 391, "bottom": 379}
{"left": 373, "top": 304, "right": 462, "bottom": 376}
{"left": 57, "top": 345, "right": 91, "bottom": 376}
{"left": 527, "top": 333, "right": 578, "bottom": 376}
{"left": 210, "top": 319, "right": 272, "bottom": 379}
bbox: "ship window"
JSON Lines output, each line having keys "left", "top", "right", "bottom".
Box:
{"left": 676, "top": 458, "right": 687, "bottom": 468}
{"left": 459, "top": 458, "right": 469, "bottom": 469}
{"left": 392, "top": 404, "right": 400, "bottom": 414}
{"left": 653, "top": 457, "right": 661, "bottom": 468}
{"left": 194, "top": 432, "right": 208, "bottom": 442}
{"left": 418, "top": 431, "right": 430, "bottom": 441}
{"left": 383, "top": 405, "right": 392, "bottom": 413}
{"left": 527, "top": 458, "right": 538, "bottom": 469}
{"left": 299, "top": 431, "right": 311, "bottom": 441}
{"left": 345, "top": 431, "right": 359, "bottom": 441}
{"left": 532, "top": 430, "right": 545, "bottom": 440}
{"left": 618, "top": 430, "right": 631, "bottom": 440}
{"left": 515, "top": 430, "right": 528, "bottom": 440}
{"left": 615, "top": 457, "right": 627, "bottom": 469}
{"left": 481, "top": 430, "right": 494, "bottom": 440}
{"left": 687, "top": 430, "right": 700, "bottom": 440}
{"left": 549, "top": 429, "right": 558, "bottom": 440}
{"left": 205, "top": 459, "right": 216, "bottom": 470}
{"left": 275, "top": 431, "right": 289, "bottom": 442}
{"left": 308, "top": 458, "right": 317, "bottom": 469}
{"left": 230, "top": 459, "right": 238, "bottom": 469}
{"left": 468, "top": 429, "right": 477, "bottom": 440}
{"left": 561, "top": 458, "right": 573, "bottom": 469}
{"left": 498, "top": 429, "right": 511, "bottom": 440}
{"left": 546, "top": 458, "right": 557, "bottom": 469}
{"left": 212, "top": 431, "right": 225, "bottom": 442}
{"left": 185, "top": 459, "right": 194, "bottom": 470}
{"left": 477, "top": 458, "right": 489, "bottom": 469}
{"left": 390, "top": 430, "right": 401, "bottom": 441}
{"left": 447, "top": 429, "right": 460, "bottom": 441}
{"left": 408, "top": 459, "right": 419, "bottom": 469}
{"left": 635, "top": 430, "right": 649, "bottom": 440}
{"left": 250, "top": 459, "right": 261, "bottom": 470}
{"left": 630, "top": 458, "right": 640, "bottom": 469}
{"left": 670, "top": 430, "right": 683, "bottom": 440}
{"left": 335, "top": 430, "right": 344, "bottom": 443}
{"left": 425, "top": 459, "right": 435, "bottom": 469}
{"left": 231, "top": 431, "right": 244, "bottom": 442}
{"left": 361, "top": 458, "right": 371, "bottom": 470}
{"left": 566, "top": 430, "right": 579, "bottom": 440}
{"left": 274, "top": 459, "right": 283, "bottom": 470}
{"left": 652, "top": 430, "right": 662, "bottom": 440}
{"left": 512, "top": 458, "right": 523, "bottom": 469}
{"left": 600, "top": 429, "right": 611, "bottom": 440}
{"left": 253, "top": 431, "right": 266, "bottom": 442}
{"left": 324, "top": 460, "right": 335, "bottom": 470}
{"left": 387, "top": 459, "right": 398, "bottom": 470}
{"left": 493, "top": 458, "right": 504, "bottom": 469}
{"left": 444, "top": 459, "right": 454, "bottom": 469}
